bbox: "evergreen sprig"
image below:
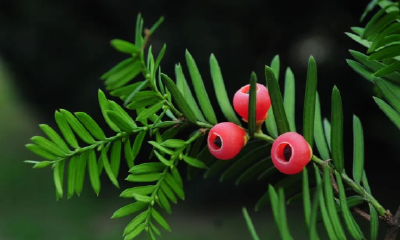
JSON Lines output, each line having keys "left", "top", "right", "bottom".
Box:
{"left": 25, "top": 6, "right": 398, "bottom": 240}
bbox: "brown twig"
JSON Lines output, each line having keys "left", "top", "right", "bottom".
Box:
{"left": 384, "top": 206, "right": 400, "bottom": 240}
{"left": 141, "top": 28, "right": 151, "bottom": 51}
{"left": 353, "top": 207, "right": 371, "bottom": 221}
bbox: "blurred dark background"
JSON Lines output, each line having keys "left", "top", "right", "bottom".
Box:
{"left": 1, "top": 0, "right": 399, "bottom": 239}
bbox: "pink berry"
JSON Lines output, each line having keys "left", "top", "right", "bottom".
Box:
{"left": 207, "top": 122, "right": 247, "bottom": 160}
{"left": 271, "top": 132, "right": 312, "bottom": 175}
{"left": 233, "top": 83, "right": 271, "bottom": 123}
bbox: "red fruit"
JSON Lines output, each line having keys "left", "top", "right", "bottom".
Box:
{"left": 207, "top": 122, "right": 247, "bottom": 160}
{"left": 233, "top": 83, "right": 271, "bottom": 123}
{"left": 271, "top": 132, "right": 312, "bottom": 175}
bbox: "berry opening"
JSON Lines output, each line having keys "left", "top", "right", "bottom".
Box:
{"left": 241, "top": 85, "right": 259, "bottom": 94}
{"left": 208, "top": 132, "right": 223, "bottom": 151}
{"left": 213, "top": 136, "right": 222, "bottom": 149}
{"left": 275, "top": 142, "right": 293, "bottom": 163}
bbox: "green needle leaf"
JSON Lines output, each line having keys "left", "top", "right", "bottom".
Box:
{"left": 53, "top": 161, "right": 65, "bottom": 199}
{"left": 155, "top": 44, "right": 166, "bottom": 72}
{"left": 368, "top": 22, "right": 400, "bottom": 53}
{"left": 314, "top": 93, "right": 330, "bottom": 160}
{"left": 185, "top": 50, "right": 217, "bottom": 124}
{"left": 265, "top": 66, "right": 290, "bottom": 135}
{"left": 369, "top": 203, "right": 379, "bottom": 240}
{"left": 75, "top": 112, "right": 107, "bottom": 140}
{"left": 67, "top": 156, "right": 78, "bottom": 199}
{"left": 268, "top": 185, "right": 282, "bottom": 233}
{"left": 323, "top": 166, "right": 346, "bottom": 240}
{"left": 110, "top": 39, "right": 139, "bottom": 54}
{"left": 362, "top": 5, "right": 394, "bottom": 39}
{"left": 107, "top": 111, "right": 135, "bottom": 132}
{"left": 124, "top": 80, "right": 150, "bottom": 106}
{"left": 129, "top": 162, "right": 165, "bottom": 174}
{"left": 75, "top": 152, "right": 88, "bottom": 196}
{"left": 352, "top": 115, "right": 364, "bottom": 185}
{"left": 161, "top": 182, "right": 178, "bottom": 204}
{"left": 171, "top": 166, "right": 183, "bottom": 188}
{"left": 374, "top": 60, "right": 400, "bottom": 77}
{"left": 101, "top": 147, "right": 119, "bottom": 188}
{"left": 175, "top": 63, "right": 205, "bottom": 122}
{"left": 154, "top": 150, "right": 173, "bottom": 167}
{"left": 124, "top": 139, "right": 134, "bottom": 169}
{"left": 242, "top": 208, "right": 260, "bottom": 240}
{"left": 309, "top": 179, "right": 321, "bottom": 240}
{"left": 210, "top": 54, "right": 241, "bottom": 125}
{"left": 136, "top": 101, "right": 164, "bottom": 122}
{"left": 132, "top": 131, "right": 147, "bottom": 164}
{"left": 248, "top": 72, "right": 257, "bottom": 137}
{"left": 25, "top": 144, "right": 58, "bottom": 161}
{"left": 303, "top": 167, "right": 312, "bottom": 228}
{"left": 375, "top": 78, "right": 400, "bottom": 113}
{"left": 125, "top": 173, "right": 163, "bottom": 182}
{"left": 349, "top": 50, "right": 400, "bottom": 84}
{"left": 374, "top": 97, "right": 400, "bottom": 130}
{"left": 346, "top": 59, "right": 375, "bottom": 83}
{"left": 303, "top": 56, "right": 318, "bottom": 148}
{"left": 55, "top": 111, "right": 79, "bottom": 148}
{"left": 30, "top": 136, "right": 67, "bottom": 156}
{"left": 123, "top": 211, "right": 148, "bottom": 236}
{"left": 109, "top": 101, "right": 137, "bottom": 127}
{"left": 334, "top": 171, "right": 364, "bottom": 240}
{"left": 265, "top": 109, "right": 278, "bottom": 138}
{"left": 124, "top": 223, "right": 145, "bottom": 240}
{"left": 161, "top": 73, "right": 197, "bottom": 123}
{"left": 331, "top": 86, "right": 344, "bottom": 173}
{"left": 151, "top": 208, "right": 171, "bottom": 231}
{"left": 104, "top": 59, "right": 142, "bottom": 91}
{"left": 101, "top": 58, "right": 134, "bottom": 80}
{"left": 149, "top": 16, "right": 164, "bottom": 34}
{"left": 98, "top": 90, "right": 121, "bottom": 132}
{"left": 284, "top": 67, "right": 296, "bottom": 131}
{"left": 271, "top": 55, "right": 280, "bottom": 81}
{"left": 165, "top": 173, "right": 184, "bottom": 200}
{"left": 313, "top": 164, "right": 339, "bottom": 240}
{"left": 265, "top": 56, "right": 280, "bottom": 138}
{"left": 132, "top": 193, "right": 153, "bottom": 203}
{"left": 323, "top": 118, "right": 332, "bottom": 151}
{"left": 369, "top": 44, "right": 400, "bottom": 61}
{"left": 148, "top": 141, "right": 174, "bottom": 155}
{"left": 110, "top": 140, "right": 122, "bottom": 178}
{"left": 161, "top": 139, "right": 186, "bottom": 148}
{"left": 278, "top": 188, "right": 294, "bottom": 240}
{"left": 112, "top": 202, "right": 147, "bottom": 219}
{"left": 88, "top": 150, "right": 101, "bottom": 196}
{"left": 157, "top": 189, "right": 171, "bottom": 213}
{"left": 26, "top": 160, "right": 54, "bottom": 168}
{"left": 120, "top": 186, "right": 155, "bottom": 198}
{"left": 39, "top": 124, "right": 70, "bottom": 153}
{"left": 60, "top": 109, "right": 96, "bottom": 144}
{"left": 182, "top": 155, "right": 208, "bottom": 169}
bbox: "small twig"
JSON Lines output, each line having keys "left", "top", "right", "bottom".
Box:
{"left": 353, "top": 207, "right": 371, "bottom": 221}
{"left": 384, "top": 206, "right": 400, "bottom": 240}
{"left": 141, "top": 28, "right": 151, "bottom": 51}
